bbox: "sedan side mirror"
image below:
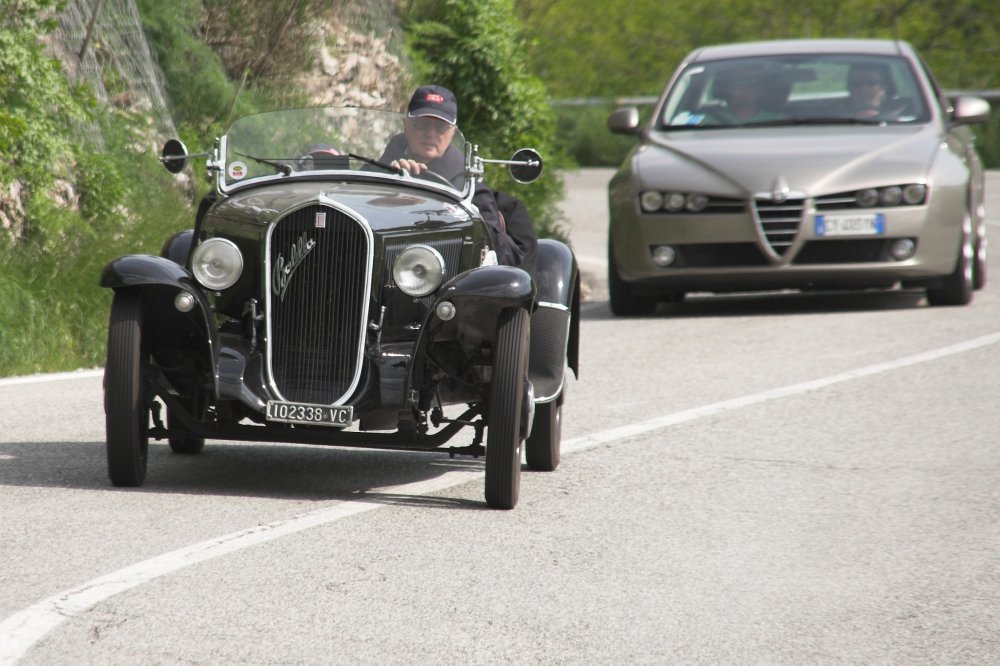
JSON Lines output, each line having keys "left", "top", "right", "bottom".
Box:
{"left": 950, "top": 96, "right": 991, "bottom": 126}
{"left": 608, "top": 107, "right": 641, "bottom": 135}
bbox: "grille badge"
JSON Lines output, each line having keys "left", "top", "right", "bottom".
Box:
{"left": 272, "top": 231, "right": 316, "bottom": 302}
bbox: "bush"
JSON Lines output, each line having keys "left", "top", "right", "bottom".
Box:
{"left": 402, "top": 0, "right": 569, "bottom": 239}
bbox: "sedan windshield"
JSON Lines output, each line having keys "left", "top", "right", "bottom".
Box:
{"left": 221, "top": 107, "right": 469, "bottom": 194}
{"left": 660, "top": 54, "right": 931, "bottom": 129}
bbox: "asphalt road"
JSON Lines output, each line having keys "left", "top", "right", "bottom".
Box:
{"left": 1, "top": 172, "right": 999, "bottom": 664}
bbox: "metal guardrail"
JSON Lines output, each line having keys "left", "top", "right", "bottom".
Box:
{"left": 552, "top": 90, "right": 1000, "bottom": 107}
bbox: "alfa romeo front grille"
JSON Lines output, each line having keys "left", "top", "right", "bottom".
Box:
{"left": 267, "top": 204, "right": 370, "bottom": 404}
{"left": 753, "top": 197, "right": 804, "bottom": 256}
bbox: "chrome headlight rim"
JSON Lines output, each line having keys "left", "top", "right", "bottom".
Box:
{"left": 191, "top": 237, "right": 244, "bottom": 291}
{"left": 393, "top": 244, "right": 446, "bottom": 298}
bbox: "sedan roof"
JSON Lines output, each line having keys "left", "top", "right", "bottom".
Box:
{"left": 688, "top": 39, "right": 910, "bottom": 62}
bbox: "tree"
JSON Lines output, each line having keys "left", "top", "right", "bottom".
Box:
{"left": 403, "top": 0, "right": 567, "bottom": 237}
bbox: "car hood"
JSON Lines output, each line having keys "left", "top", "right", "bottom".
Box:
{"left": 636, "top": 124, "right": 942, "bottom": 196}
{"left": 209, "top": 180, "right": 474, "bottom": 231}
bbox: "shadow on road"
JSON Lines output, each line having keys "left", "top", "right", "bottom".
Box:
{"left": 0, "top": 438, "right": 498, "bottom": 507}
{"left": 580, "top": 287, "right": 928, "bottom": 321}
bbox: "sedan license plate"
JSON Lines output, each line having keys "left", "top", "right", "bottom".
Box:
{"left": 815, "top": 213, "right": 885, "bottom": 237}
{"left": 266, "top": 401, "right": 353, "bottom": 427}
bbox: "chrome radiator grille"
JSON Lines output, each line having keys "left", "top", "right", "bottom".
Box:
{"left": 753, "top": 197, "right": 804, "bottom": 256}
{"left": 267, "top": 204, "right": 370, "bottom": 404}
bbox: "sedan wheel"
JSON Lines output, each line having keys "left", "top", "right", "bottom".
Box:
{"left": 485, "top": 308, "right": 529, "bottom": 509}
{"left": 608, "top": 241, "right": 655, "bottom": 317}
{"left": 973, "top": 223, "right": 988, "bottom": 290}
{"left": 105, "top": 290, "right": 150, "bottom": 486}
{"left": 926, "top": 232, "right": 973, "bottom": 306}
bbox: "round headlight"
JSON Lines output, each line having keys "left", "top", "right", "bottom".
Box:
{"left": 686, "top": 193, "right": 709, "bottom": 212}
{"left": 640, "top": 191, "right": 664, "bottom": 212}
{"left": 665, "top": 192, "right": 687, "bottom": 212}
{"left": 855, "top": 188, "right": 879, "bottom": 208}
{"left": 393, "top": 245, "right": 445, "bottom": 298}
{"left": 191, "top": 238, "right": 243, "bottom": 290}
{"left": 879, "top": 186, "right": 903, "bottom": 206}
{"left": 902, "top": 183, "right": 927, "bottom": 205}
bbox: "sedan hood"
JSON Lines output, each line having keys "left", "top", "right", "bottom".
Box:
{"left": 638, "top": 124, "right": 942, "bottom": 196}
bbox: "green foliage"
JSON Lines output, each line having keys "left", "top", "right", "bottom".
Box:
{"left": 515, "top": 0, "right": 1000, "bottom": 166}
{"left": 0, "top": 0, "right": 91, "bottom": 187}
{"left": 403, "top": 0, "right": 568, "bottom": 238}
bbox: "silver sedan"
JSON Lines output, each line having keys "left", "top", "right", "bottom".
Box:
{"left": 607, "top": 38, "right": 991, "bottom": 315}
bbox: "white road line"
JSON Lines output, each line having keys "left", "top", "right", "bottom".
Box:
{"left": 0, "top": 369, "right": 103, "bottom": 387}
{"left": 3, "top": 330, "right": 1000, "bottom": 663}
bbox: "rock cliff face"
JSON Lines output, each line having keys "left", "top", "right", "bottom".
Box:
{"left": 300, "top": 21, "right": 408, "bottom": 111}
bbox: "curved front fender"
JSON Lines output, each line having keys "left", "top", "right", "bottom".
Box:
{"left": 100, "top": 254, "right": 220, "bottom": 396}
{"left": 534, "top": 239, "right": 578, "bottom": 307}
{"left": 100, "top": 253, "right": 196, "bottom": 290}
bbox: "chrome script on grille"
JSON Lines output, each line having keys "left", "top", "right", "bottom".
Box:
{"left": 272, "top": 231, "right": 316, "bottom": 302}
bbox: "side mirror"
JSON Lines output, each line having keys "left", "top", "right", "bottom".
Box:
{"left": 607, "top": 107, "right": 641, "bottom": 135}
{"left": 508, "top": 148, "right": 543, "bottom": 184}
{"left": 950, "top": 96, "right": 991, "bottom": 126}
{"left": 160, "top": 139, "right": 189, "bottom": 174}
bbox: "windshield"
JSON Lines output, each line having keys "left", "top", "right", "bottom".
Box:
{"left": 660, "top": 54, "right": 931, "bottom": 129}
{"left": 219, "top": 107, "right": 470, "bottom": 194}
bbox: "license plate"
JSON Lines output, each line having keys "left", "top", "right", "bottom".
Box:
{"left": 266, "top": 401, "right": 353, "bottom": 427}
{"left": 815, "top": 213, "right": 885, "bottom": 237}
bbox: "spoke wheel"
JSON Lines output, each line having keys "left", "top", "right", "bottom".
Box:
{"left": 105, "top": 290, "right": 150, "bottom": 486}
{"left": 525, "top": 396, "right": 561, "bottom": 472}
{"left": 485, "top": 308, "right": 529, "bottom": 509}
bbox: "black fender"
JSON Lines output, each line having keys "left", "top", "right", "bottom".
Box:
{"left": 436, "top": 264, "right": 536, "bottom": 345}
{"left": 528, "top": 239, "right": 580, "bottom": 400}
{"left": 160, "top": 229, "right": 195, "bottom": 266}
{"left": 99, "top": 254, "right": 220, "bottom": 396}
{"left": 407, "top": 265, "right": 535, "bottom": 405}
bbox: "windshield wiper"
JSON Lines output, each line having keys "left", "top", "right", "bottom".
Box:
{"left": 346, "top": 153, "right": 403, "bottom": 175}
{"left": 742, "top": 117, "right": 885, "bottom": 127}
{"left": 233, "top": 152, "right": 292, "bottom": 175}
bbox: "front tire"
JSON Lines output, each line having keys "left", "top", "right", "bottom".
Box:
{"left": 608, "top": 240, "right": 655, "bottom": 316}
{"left": 926, "top": 232, "right": 973, "bottom": 306}
{"left": 105, "top": 290, "right": 150, "bottom": 486}
{"left": 485, "top": 308, "right": 530, "bottom": 509}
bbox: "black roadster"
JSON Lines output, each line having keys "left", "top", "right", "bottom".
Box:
{"left": 100, "top": 107, "right": 579, "bottom": 509}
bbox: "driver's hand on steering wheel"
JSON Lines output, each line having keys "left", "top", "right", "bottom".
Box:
{"left": 391, "top": 158, "right": 428, "bottom": 175}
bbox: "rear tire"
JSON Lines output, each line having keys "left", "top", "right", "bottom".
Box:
{"left": 485, "top": 308, "right": 530, "bottom": 509}
{"left": 525, "top": 397, "right": 561, "bottom": 472}
{"left": 167, "top": 409, "right": 205, "bottom": 454}
{"left": 105, "top": 290, "right": 150, "bottom": 486}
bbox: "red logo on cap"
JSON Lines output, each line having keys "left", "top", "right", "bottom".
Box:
{"left": 425, "top": 93, "right": 445, "bottom": 103}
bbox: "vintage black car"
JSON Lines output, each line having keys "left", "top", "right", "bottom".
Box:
{"left": 100, "top": 107, "right": 579, "bottom": 509}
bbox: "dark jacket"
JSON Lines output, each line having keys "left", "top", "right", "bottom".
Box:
{"left": 379, "top": 133, "right": 528, "bottom": 268}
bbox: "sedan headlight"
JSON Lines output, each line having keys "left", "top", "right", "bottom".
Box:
{"left": 393, "top": 245, "right": 445, "bottom": 297}
{"left": 191, "top": 238, "right": 243, "bottom": 290}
